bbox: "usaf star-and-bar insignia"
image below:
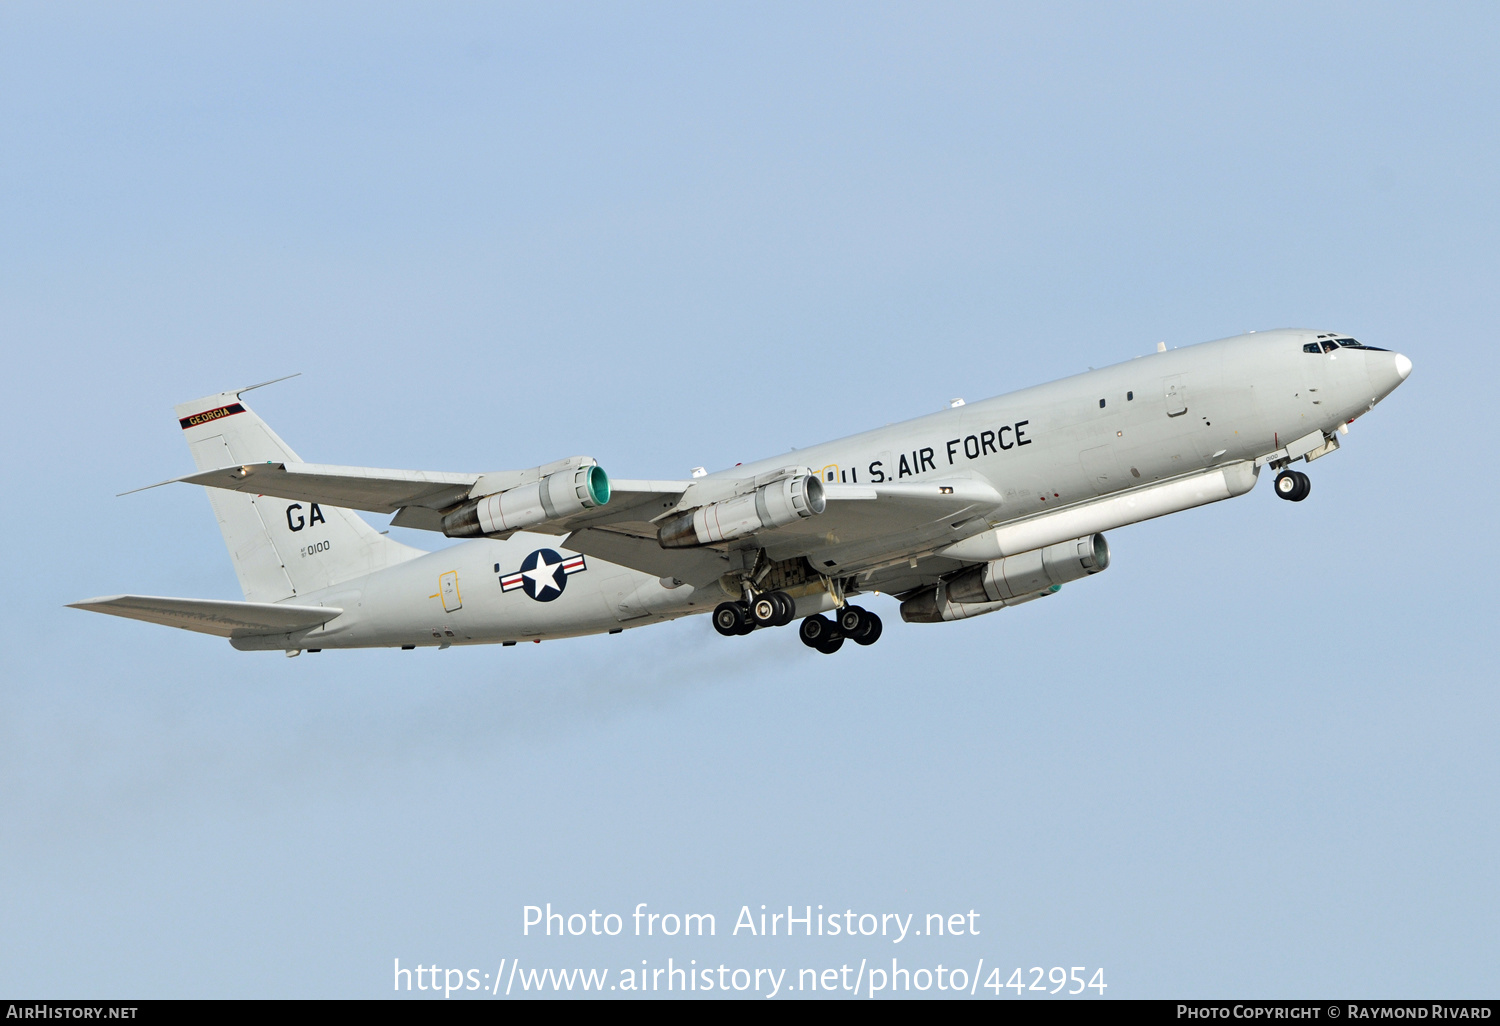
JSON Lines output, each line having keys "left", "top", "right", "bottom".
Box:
{"left": 497, "top": 548, "right": 587, "bottom": 602}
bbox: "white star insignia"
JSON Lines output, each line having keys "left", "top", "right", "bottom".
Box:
{"left": 523, "top": 552, "right": 564, "bottom": 597}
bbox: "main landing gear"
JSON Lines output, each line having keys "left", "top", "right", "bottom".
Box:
{"left": 712, "top": 591, "right": 796, "bottom": 636}
{"left": 712, "top": 594, "right": 884, "bottom": 654}
{"left": 1274, "top": 469, "right": 1312, "bottom": 502}
{"left": 798, "top": 605, "right": 883, "bottom": 655}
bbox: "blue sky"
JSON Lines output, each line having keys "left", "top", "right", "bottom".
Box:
{"left": 2, "top": 2, "right": 1495, "bottom": 998}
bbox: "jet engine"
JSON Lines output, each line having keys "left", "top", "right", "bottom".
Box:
{"left": 946, "top": 533, "right": 1109, "bottom": 605}
{"left": 657, "top": 474, "right": 825, "bottom": 548}
{"left": 900, "top": 533, "right": 1109, "bottom": 623}
{"left": 898, "top": 582, "right": 1054, "bottom": 623}
{"left": 442, "top": 463, "right": 610, "bottom": 539}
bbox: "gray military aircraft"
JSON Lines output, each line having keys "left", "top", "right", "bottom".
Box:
{"left": 72, "top": 329, "right": 1411, "bottom": 655}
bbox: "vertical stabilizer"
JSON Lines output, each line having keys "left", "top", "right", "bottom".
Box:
{"left": 175, "top": 388, "right": 424, "bottom": 603}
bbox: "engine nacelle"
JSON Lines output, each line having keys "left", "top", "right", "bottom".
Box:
{"left": 442, "top": 463, "right": 610, "bottom": 539}
{"left": 899, "top": 534, "right": 1110, "bottom": 623}
{"left": 945, "top": 533, "right": 1109, "bottom": 605}
{"left": 657, "top": 474, "right": 825, "bottom": 548}
{"left": 899, "top": 582, "right": 1055, "bottom": 623}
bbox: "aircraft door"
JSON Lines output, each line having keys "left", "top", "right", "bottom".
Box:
{"left": 1164, "top": 377, "right": 1188, "bottom": 417}
{"left": 440, "top": 571, "right": 462, "bottom": 612}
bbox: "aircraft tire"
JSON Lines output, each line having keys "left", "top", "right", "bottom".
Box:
{"left": 770, "top": 591, "right": 796, "bottom": 627}
{"left": 853, "top": 611, "right": 882, "bottom": 646}
{"left": 751, "top": 594, "right": 780, "bottom": 627}
{"left": 1292, "top": 471, "right": 1312, "bottom": 502}
{"left": 713, "top": 601, "right": 746, "bottom": 637}
{"left": 1275, "top": 470, "right": 1300, "bottom": 500}
{"left": 837, "top": 605, "right": 867, "bottom": 634}
{"left": 814, "top": 636, "right": 845, "bottom": 655}
{"left": 799, "top": 614, "right": 837, "bottom": 648}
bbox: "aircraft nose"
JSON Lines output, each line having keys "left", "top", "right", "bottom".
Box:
{"left": 1369, "top": 350, "right": 1412, "bottom": 400}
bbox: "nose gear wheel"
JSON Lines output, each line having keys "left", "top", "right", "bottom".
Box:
{"left": 1274, "top": 470, "right": 1311, "bottom": 502}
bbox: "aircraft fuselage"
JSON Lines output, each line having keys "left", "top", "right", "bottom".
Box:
{"left": 226, "top": 328, "right": 1409, "bottom": 651}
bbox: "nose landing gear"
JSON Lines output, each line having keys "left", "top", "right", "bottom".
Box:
{"left": 1274, "top": 470, "right": 1312, "bottom": 502}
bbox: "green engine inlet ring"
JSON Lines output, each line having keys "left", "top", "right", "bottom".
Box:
{"left": 585, "top": 465, "right": 611, "bottom": 507}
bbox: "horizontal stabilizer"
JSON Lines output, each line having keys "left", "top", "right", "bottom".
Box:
{"left": 67, "top": 595, "right": 342, "bottom": 638}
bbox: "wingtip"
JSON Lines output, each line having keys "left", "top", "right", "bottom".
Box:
{"left": 66, "top": 596, "right": 120, "bottom": 610}
{"left": 116, "top": 473, "right": 196, "bottom": 497}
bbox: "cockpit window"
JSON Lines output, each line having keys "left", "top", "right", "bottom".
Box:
{"left": 1321, "top": 340, "right": 1339, "bottom": 353}
{"left": 1337, "top": 338, "right": 1362, "bottom": 347}
{"left": 1303, "top": 343, "right": 1321, "bottom": 354}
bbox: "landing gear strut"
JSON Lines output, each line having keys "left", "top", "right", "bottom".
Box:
{"left": 1274, "top": 469, "right": 1311, "bottom": 502}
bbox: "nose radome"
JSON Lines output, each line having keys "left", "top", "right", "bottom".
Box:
{"left": 1395, "top": 353, "right": 1413, "bottom": 380}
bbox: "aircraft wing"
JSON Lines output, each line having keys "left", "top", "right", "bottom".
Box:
{"left": 68, "top": 595, "right": 342, "bottom": 638}
{"left": 523, "top": 479, "right": 689, "bottom": 534}
{"left": 565, "top": 526, "right": 734, "bottom": 587}
{"left": 154, "top": 463, "right": 693, "bottom": 535}
{"left": 157, "top": 458, "right": 992, "bottom": 574}
{"left": 165, "top": 462, "right": 479, "bottom": 515}
{"left": 565, "top": 476, "right": 1002, "bottom": 584}
{"left": 756, "top": 478, "right": 1003, "bottom": 566}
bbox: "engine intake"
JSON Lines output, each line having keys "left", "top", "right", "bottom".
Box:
{"left": 657, "top": 474, "right": 825, "bottom": 548}
{"left": 442, "top": 464, "right": 610, "bottom": 539}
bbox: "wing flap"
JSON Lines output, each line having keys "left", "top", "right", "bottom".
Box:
{"left": 565, "top": 526, "right": 731, "bottom": 588}
{"left": 68, "top": 595, "right": 341, "bottom": 638}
